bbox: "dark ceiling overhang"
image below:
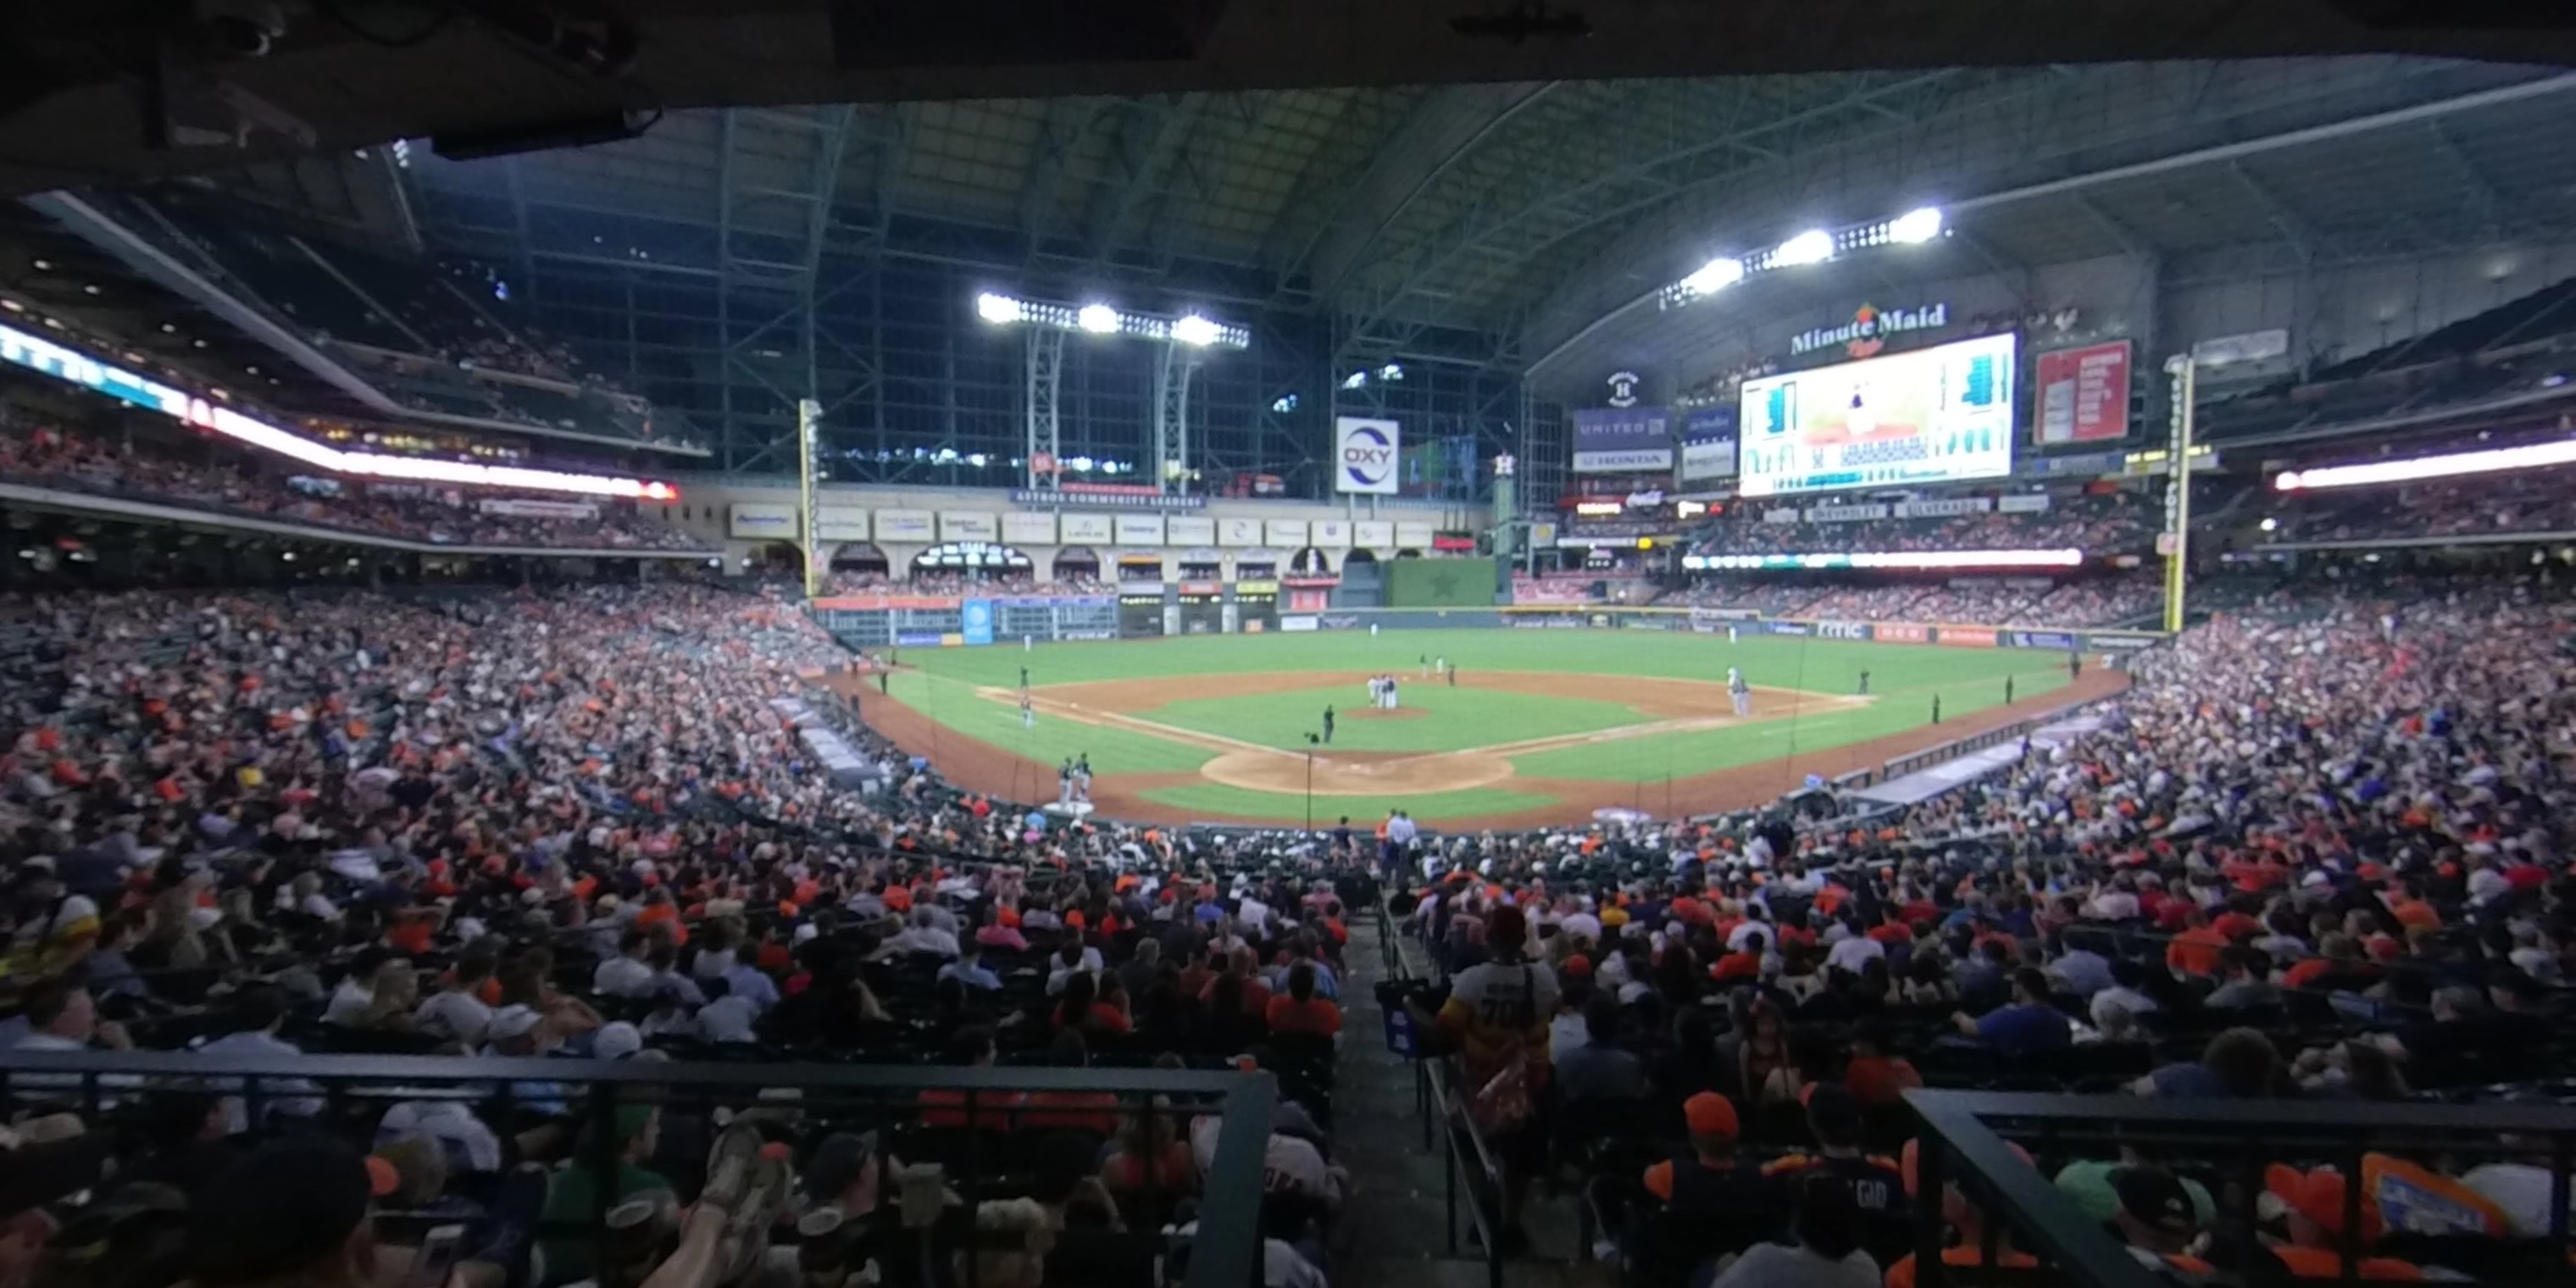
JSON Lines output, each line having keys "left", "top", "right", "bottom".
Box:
{"left": 2, "top": 0, "right": 2572, "bottom": 196}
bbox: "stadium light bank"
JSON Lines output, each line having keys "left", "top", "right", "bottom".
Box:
{"left": 2273, "top": 438, "right": 2576, "bottom": 491}
{"left": 1659, "top": 207, "right": 1946, "bottom": 309}
{"left": 975, "top": 291, "right": 1248, "bottom": 349}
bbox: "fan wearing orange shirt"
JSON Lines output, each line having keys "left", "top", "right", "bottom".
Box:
{"left": 1264, "top": 963, "right": 1342, "bottom": 1037}
{"left": 2165, "top": 909, "right": 2229, "bottom": 979}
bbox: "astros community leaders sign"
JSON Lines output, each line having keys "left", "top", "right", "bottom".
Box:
{"left": 1335, "top": 416, "right": 1401, "bottom": 494}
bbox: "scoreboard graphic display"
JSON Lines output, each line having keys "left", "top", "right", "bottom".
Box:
{"left": 1736, "top": 332, "right": 2018, "bottom": 497}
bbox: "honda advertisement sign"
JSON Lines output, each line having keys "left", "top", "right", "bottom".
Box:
{"left": 1334, "top": 417, "right": 1401, "bottom": 495}
{"left": 1571, "top": 407, "right": 1674, "bottom": 473}
{"left": 1676, "top": 407, "right": 1739, "bottom": 481}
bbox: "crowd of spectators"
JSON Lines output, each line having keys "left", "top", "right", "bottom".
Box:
{"left": 0, "top": 579, "right": 1357, "bottom": 1288}
{"left": 0, "top": 413, "right": 708, "bottom": 552}
{"left": 1385, "top": 564, "right": 2576, "bottom": 1283}
{"left": 4, "top": 537, "right": 2576, "bottom": 1288}
{"left": 1654, "top": 576, "right": 2156, "bottom": 628}
{"left": 2262, "top": 463, "right": 2576, "bottom": 544}
{"left": 1690, "top": 491, "right": 2154, "bottom": 558}
{"left": 2007, "top": 575, "right": 2161, "bottom": 627}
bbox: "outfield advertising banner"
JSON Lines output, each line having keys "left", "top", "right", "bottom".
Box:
{"left": 1940, "top": 628, "right": 1999, "bottom": 647}
{"left": 2087, "top": 632, "right": 2158, "bottom": 652}
{"left": 1875, "top": 623, "right": 1932, "bottom": 643}
{"left": 1280, "top": 615, "right": 1319, "bottom": 632}
{"left": 1816, "top": 622, "right": 1870, "bottom": 640}
{"left": 480, "top": 497, "right": 597, "bottom": 519}
{"left": 815, "top": 506, "right": 870, "bottom": 541}
{"left": 1001, "top": 512, "right": 1056, "bottom": 545}
{"left": 729, "top": 502, "right": 797, "bottom": 538}
{"left": 2007, "top": 630, "right": 2079, "bottom": 651}
{"left": 1334, "top": 417, "right": 1402, "bottom": 494}
{"left": 1318, "top": 613, "right": 1363, "bottom": 631}
{"left": 1572, "top": 406, "right": 1675, "bottom": 473}
{"left": 940, "top": 511, "right": 999, "bottom": 541}
{"left": 1766, "top": 621, "right": 1811, "bottom": 636}
{"left": 1677, "top": 408, "right": 1739, "bottom": 482}
{"left": 960, "top": 600, "right": 995, "bottom": 646}
{"left": 1688, "top": 607, "right": 1760, "bottom": 625}
{"left": 874, "top": 509, "right": 935, "bottom": 541}
{"left": 2034, "top": 340, "right": 2135, "bottom": 446}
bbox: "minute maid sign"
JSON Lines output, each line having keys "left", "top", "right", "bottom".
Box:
{"left": 1790, "top": 301, "right": 1950, "bottom": 358}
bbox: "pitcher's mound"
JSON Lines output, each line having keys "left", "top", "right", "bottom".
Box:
{"left": 1201, "top": 747, "right": 1513, "bottom": 796}
{"left": 1341, "top": 708, "right": 1427, "bottom": 720}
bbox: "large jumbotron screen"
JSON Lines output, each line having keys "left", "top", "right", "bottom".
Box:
{"left": 1735, "top": 331, "right": 2018, "bottom": 497}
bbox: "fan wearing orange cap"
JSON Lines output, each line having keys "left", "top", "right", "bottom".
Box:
{"left": 2263, "top": 1165, "right": 2425, "bottom": 1280}
{"left": 1640, "top": 1092, "right": 1771, "bottom": 1214}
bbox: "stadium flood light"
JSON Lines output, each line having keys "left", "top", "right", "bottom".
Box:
{"left": 2273, "top": 438, "right": 2576, "bottom": 491}
{"left": 1679, "top": 257, "right": 1745, "bottom": 295}
{"left": 977, "top": 291, "right": 1247, "bottom": 349}
{"left": 1889, "top": 207, "right": 1945, "bottom": 244}
{"left": 1660, "top": 206, "right": 1949, "bottom": 308}
{"left": 1772, "top": 230, "right": 1837, "bottom": 267}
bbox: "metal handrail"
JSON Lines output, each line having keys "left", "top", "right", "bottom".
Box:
{"left": 1906, "top": 1090, "right": 2576, "bottom": 1288}
{"left": 0, "top": 1050, "right": 1276, "bottom": 1288}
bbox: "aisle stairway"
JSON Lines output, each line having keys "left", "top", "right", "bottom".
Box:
{"left": 1335, "top": 908, "right": 1604, "bottom": 1288}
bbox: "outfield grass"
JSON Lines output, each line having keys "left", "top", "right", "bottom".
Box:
{"left": 904, "top": 628, "right": 2046, "bottom": 690}
{"left": 1505, "top": 663, "right": 2067, "bottom": 780}
{"left": 886, "top": 628, "right": 2078, "bottom": 815}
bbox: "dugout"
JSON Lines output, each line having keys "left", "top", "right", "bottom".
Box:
{"left": 1233, "top": 578, "right": 1280, "bottom": 633}
{"left": 1118, "top": 590, "right": 1166, "bottom": 637}
{"left": 1176, "top": 584, "right": 1224, "bottom": 635}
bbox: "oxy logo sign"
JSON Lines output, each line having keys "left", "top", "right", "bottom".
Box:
{"left": 1334, "top": 417, "right": 1401, "bottom": 494}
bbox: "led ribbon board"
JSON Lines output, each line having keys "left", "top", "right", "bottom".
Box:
{"left": 1685, "top": 548, "right": 2083, "bottom": 570}
{"left": 0, "top": 321, "right": 679, "bottom": 501}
